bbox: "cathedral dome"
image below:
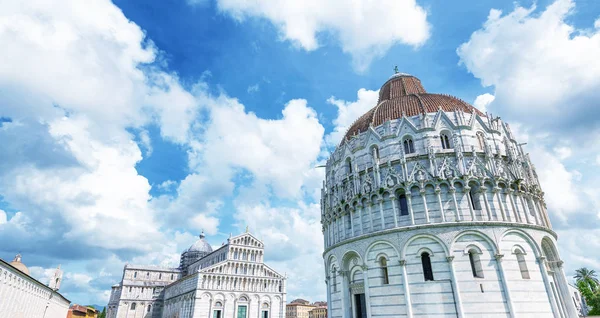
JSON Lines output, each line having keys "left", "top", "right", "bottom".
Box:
{"left": 9, "top": 254, "right": 30, "bottom": 275}
{"left": 188, "top": 232, "right": 213, "bottom": 253}
{"left": 342, "top": 73, "right": 484, "bottom": 144}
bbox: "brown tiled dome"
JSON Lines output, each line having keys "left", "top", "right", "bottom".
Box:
{"left": 341, "top": 74, "right": 484, "bottom": 144}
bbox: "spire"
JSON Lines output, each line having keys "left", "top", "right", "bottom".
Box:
{"left": 199, "top": 230, "right": 205, "bottom": 239}
{"left": 13, "top": 253, "right": 22, "bottom": 263}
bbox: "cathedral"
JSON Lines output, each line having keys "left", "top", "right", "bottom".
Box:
{"left": 320, "top": 73, "right": 578, "bottom": 317}
{"left": 107, "top": 231, "right": 286, "bottom": 318}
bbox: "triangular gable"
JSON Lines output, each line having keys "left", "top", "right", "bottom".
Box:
{"left": 432, "top": 109, "right": 458, "bottom": 130}
{"left": 395, "top": 116, "right": 419, "bottom": 138}
{"left": 408, "top": 161, "right": 434, "bottom": 182}
{"left": 465, "top": 156, "right": 494, "bottom": 179}
{"left": 361, "top": 126, "right": 382, "bottom": 149}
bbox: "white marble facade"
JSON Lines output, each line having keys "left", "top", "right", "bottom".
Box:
{"left": 321, "top": 73, "right": 578, "bottom": 318}
{"left": 0, "top": 256, "right": 69, "bottom": 318}
{"left": 108, "top": 232, "right": 286, "bottom": 318}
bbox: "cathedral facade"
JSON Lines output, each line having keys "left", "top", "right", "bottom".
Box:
{"left": 107, "top": 232, "right": 286, "bottom": 318}
{"left": 321, "top": 73, "right": 577, "bottom": 318}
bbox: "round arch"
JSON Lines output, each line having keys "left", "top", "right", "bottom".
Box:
{"left": 402, "top": 234, "right": 450, "bottom": 259}
{"left": 500, "top": 229, "right": 542, "bottom": 257}
{"left": 451, "top": 230, "right": 499, "bottom": 255}
{"left": 365, "top": 240, "right": 400, "bottom": 261}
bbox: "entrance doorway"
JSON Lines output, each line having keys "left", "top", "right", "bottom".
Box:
{"left": 354, "top": 294, "right": 367, "bottom": 318}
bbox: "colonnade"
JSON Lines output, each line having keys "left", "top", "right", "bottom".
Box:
{"left": 201, "top": 274, "right": 282, "bottom": 293}
{"left": 324, "top": 182, "right": 551, "bottom": 248}
{"left": 230, "top": 247, "right": 264, "bottom": 263}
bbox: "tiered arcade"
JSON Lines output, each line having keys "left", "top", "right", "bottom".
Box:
{"left": 321, "top": 73, "right": 577, "bottom": 318}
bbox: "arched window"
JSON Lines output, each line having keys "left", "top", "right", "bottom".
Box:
{"left": 148, "top": 305, "right": 152, "bottom": 313}
{"left": 131, "top": 303, "right": 136, "bottom": 310}
{"left": 234, "top": 251, "right": 238, "bottom": 259}
{"left": 398, "top": 194, "right": 409, "bottom": 216}
{"left": 468, "top": 250, "right": 484, "bottom": 278}
{"left": 371, "top": 146, "right": 380, "bottom": 162}
{"left": 171, "top": 274, "right": 174, "bottom": 280}
{"left": 133, "top": 271, "right": 137, "bottom": 278}
{"left": 146, "top": 272, "right": 150, "bottom": 278}
{"left": 403, "top": 137, "right": 415, "bottom": 154}
{"left": 468, "top": 187, "right": 482, "bottom": 210}
{"left": 421, "top": 252, "right": 434, "bottom": 281}
{"left": 515, "top": 249, "right": 530, "bottom": 279}
{"left": 440, "top": 132, "right": 452, "bottom": 149}
{"left": 380, "top": 257, "right": 389, "bottom": 285}
{"left": 346, "top": 158, "right": 353, "bottom": 174}
{"left": 477, "top": 132, "right": 486, "bottom": 150}
{"left": 159, "top": 273, "right": 162, "bottom": 279}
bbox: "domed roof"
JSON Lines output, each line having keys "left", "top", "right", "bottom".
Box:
{"left": 9, "top": 254, "right": 30, "bottom": 275}
{"left": 188, "top": 232, "right": 213, "bottom": 254}
{"left": 341, "top": 73, "right": 484, "bottom": 144}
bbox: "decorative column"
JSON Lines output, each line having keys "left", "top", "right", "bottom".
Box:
{"left": 349, "top": 210, "right": 355, "bottom": 238}
{"left": 494, "top": 188, "right": 507, "bottom": 221}
{"left": 447, "top": 256, "right": 465, "bottom": 318}
{"left": 555, "top": 261, "right": 579, "bottom": 317}
{"left": 368, "top": 204, "right": 374, "bottom": 233}
{"left": 494, "top": 254, "right": 515, "bottom": 317}
{"left": 326, "top": 277, "right": 332, "bottom": 318}
{"left": 435, "top": 186, "right": 446, "bottom": 223}
{"left": 450, "top": 187, "right": 461, "bottom": 221}
{"left": 518, "top": 192, "right": 532, "bottom": 224}
{"left": 537, "top": 256, "right": 561, "bottom": 318}
{"left": 362, "top": 266, "right": 373, "bottom": 318}
{"left": 390, "top": 195, "right": 398, "bottom": 227}
{"left": 406, "top": 192, "right": 415, "bottom": 225}
{"left": 508, "top": 190, "right": 521, "bottom": 223}
{"left": 357, "top": 204, "right": 364, "bottom": 235}
{"left": 399, "top": 260, "right": 413, "bottom": 318}
{"left": 464, "top": 186, "right": 476, "bottom": 221}
{"left": 481, "top": 189, "right": 493, "bottom": 220}
{"left": 339, "top": 270, "right": 350, "bottom": 318}
{"left": 378, "top": 200, "right": 385, "bottom": 229}
{"left": 526, "top": 195, "right": 539, "bottom": 225}
{"left": 420, "top": 188, "right": 430, "bottom": 223}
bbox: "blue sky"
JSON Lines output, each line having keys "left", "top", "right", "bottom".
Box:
{"left": 1, "top": 0, "right": 599, "bottom": 306}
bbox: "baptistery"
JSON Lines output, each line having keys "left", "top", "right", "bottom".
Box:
{"left": 320, "top": 73, "right": 577, "bottom": 318}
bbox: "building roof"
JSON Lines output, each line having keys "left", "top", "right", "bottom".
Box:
{"left": 0, "top": 257, "right": 70, "bottom": 304}
{"left": 9, "top": 254, "right": 29, "bottom": 275}
{"left": 341, "top": 73, "right": 484, "bottom": 145}
{"left": 187, "top": 232, "right": 213, "bottom": 253}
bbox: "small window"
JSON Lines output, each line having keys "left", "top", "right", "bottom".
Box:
{"left": 515, "top": 249, "right": 530, "bottom": 279}
{"left": 398, "top": 194, "right": 409, "bottom": 216}
{"left": 403, "top": 138, "right": 415, "bottom": 154}
{"left": 133, "top": 271, "right": 137, "bottom": 278}
{"left": 469, "top": 250, "right": 484, "bottom": 278}
{"left": 469, "top": 188, "right": 482, "bottom": 210}
{"left": 129, "top": 287, "right": 132, "bottom": 293}
{"left": 171, "top": 274, "right": 174, "bottom": 280}
{"left": 372, "top": 146, "right": 380, "bottom": 161}
{"left": 346, "top": 158, "right": 353, "bottom": 174}
{"left": 421, "top": 252, "right": 434, "bottom": 281}
{"left": 131, "top": 303, "right": 136, "bottom": 310}
{"left": 477, "top": 132, "right": 486, "bottom": 150}
{"left": 159, "top": 273, "right": 162, "bottom": 279}
{"left": 380, "top": 257, "right": 389, "bottom": 285}
{"left": 440, "top": 133, "right": 452, "bottom": 149}
{"left": 146, "top": 272, "right": 150, "bottom": 278}
{"left": 148, "top": 305, "right": 152, "bottom": 313}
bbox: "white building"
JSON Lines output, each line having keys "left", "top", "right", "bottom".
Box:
{"left": 321, "top": 73, "right": 578, "bottom": 318}
{"left": 107, "top": 231, "right": 286, "bottom": 318}
{"left": 0, "top": 254, "right": 69, "bottom": 318}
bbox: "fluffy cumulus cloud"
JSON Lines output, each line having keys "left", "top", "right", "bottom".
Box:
{"left": 458, "top": 0, "right": 600, "bottom": 278}
{"left": 457, "top": 0, "right": 600, "bottom": 132}
{"left": 0, "top": 0, "right": 329, "bottom": 304}
{"left": 214, "top": 0, "right": 430, "bottom": 71}
{"left": 234, "top": 202, "right": 325, "bottom": 300}
{"left": 326, "top": 88, "right": 378, "bottom": 146}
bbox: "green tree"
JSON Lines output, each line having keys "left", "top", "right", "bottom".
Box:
{"left": 98, "top": 307, "right": 106, "bottom": 318}
{"left": 574, "top": 267, "right": 599, "bottom": 292}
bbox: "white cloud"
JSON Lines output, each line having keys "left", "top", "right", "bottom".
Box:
{"left": 234, "top": 202, "right": 325, "bottom": 300}
{"left": 0, "top": 209, "right": 6, "bottom": 224}
{"left": 473, "top": 93, "right": 495, "bottom": 113}
{"left": 457, "top": 0, "right": 600, "bottom": 130}
{"left": 214, "top": 0, "right": 430, "bottom": 71}
{"left": 247, "top": 83, "right": 260, "bottom": 94}
{"left": 326, "top": 88, "right": 379, "bottom": 146}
